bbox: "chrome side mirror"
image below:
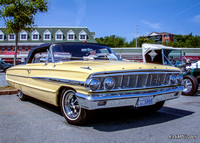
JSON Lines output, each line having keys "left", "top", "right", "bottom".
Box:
{"left": 45, "top": 49, "right": 51, "bottom": 65}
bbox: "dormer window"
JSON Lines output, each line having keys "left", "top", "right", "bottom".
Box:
{"left": 67, "top": 30, "right": 75, "bottom": 40}
{"left": 0, "top": 35, "right": 3, "bottom": 40}
{"left": 20, "top": 30, "right": 28, "bottom": 40}
{"left": 79, "top": 30, "right": 87, "bottom": 41}
{"left": 0, "top": 30, "right": 4, "bottom": 41}
{"left": 55, "top": 30, "right": 63, "bottom": 40}
{"left": 8, "top": 34, "right": 15, "bottom": 41}
{"left": 45, "top": 34, "right": 50, "bottom": 39}
{"left": 43, "top": 30, "right": 51, "bottom": 41}
{"left": 32, "top": 30, "right": 39, "bottom": 40}
{"left": 33, "top": 35, "right": 39, "bottom": 40}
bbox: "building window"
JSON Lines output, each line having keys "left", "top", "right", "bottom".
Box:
{"left": 0, "top": 30, "right": 4, "bottom": 41}
{"left": 43, "top": 30, "right": 51, "bottom": 41}
{"left": 33, "top": 35, "right": 38, "bottom": 39}
{"left": 79, "top": 30, "right": 87, "bottom": 41}
{"left": 21, "top": 34, "right": 27, "bottom": 40}
{"left": 68, "top": 34, "right": 74, "bottom": 40}
{"left": 67, "top": 30, "right": 75, "bottom": 40}
{"left": 56, "top": 34, "right": 63, "bottom": 40}
{"left": 32, "top": 30, "right": 39, "bottom": 40}
{"left": 44, "top": 34, "right": 50, "bottom": 40}
{"left": 80, "top": 35, "right": 86, "bottom": 40}
{"left": 31, "top": 46, "right": 35, "bottom": 50}
{"left": 55, "top": 30, "right": 63, "bottom": 40}
{"left": 2, "top": 46, "right": 5, "bottom": 52}
{"left": 8, "top": 34, "right": 15, "bottom": 41}
{"left": 165, "top": 35, "right": 169, "bottom": 38}
{"left": 0, "top": 34, "right": 4, "bottom": 40}
{"left": 20, "top": 30, "right": 28, "bottom": 40}
{"left": 25, "top": 46, "right": 29, "bottom": 51}
{"left": 7, "top": 47, "right": 11, "bottom": 51}
{"left": 19, "top": 46, "right": 22, "bottom": 51}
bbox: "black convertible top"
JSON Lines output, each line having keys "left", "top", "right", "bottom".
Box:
{"left": 25, "top": 42, "right": 107, "bottom": 64}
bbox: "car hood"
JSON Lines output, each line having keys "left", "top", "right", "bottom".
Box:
{"left": 56, "top": 60, "right": 180, "bottom": 74}
{"left": 7, "top": 60, "right": 181, "bottom": 84}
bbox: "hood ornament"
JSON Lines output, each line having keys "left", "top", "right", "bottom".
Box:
{"left": 80, "top": 66, "right": 92, "bottom": 70}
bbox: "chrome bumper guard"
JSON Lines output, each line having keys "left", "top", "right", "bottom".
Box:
{"left": 76, "top": 86, "right": 183, "bottom": 110}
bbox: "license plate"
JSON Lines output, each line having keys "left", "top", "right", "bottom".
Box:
{"left": 137, "top": 96, "right": 153, "bottom": 107}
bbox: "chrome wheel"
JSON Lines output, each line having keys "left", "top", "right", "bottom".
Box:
{"left": 60, "top": 89, "right": 91, "bottom": 125}
{"left": 18, "top": 90, "right": 23, "bottom": 98}
{"left": 182, "top": 75, "right": 198, "bottom": 96}
{"left": 62, "top": 90, "right": 81, "bottom": 120}
{"left": 18, "top": 90, "right": 27, "bottom": 101}
{"left": 183, "top": 79, "right": 192, "bottom": 93}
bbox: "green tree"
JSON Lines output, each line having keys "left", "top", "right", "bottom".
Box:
{"left": 95, "top": 35, "right": 126, "bottom": 47}
{"left": 0, "top": 0, "right": 48, "bottom": 65}
{"left": 171, "top": 34, "right": 200, "bottom": 48}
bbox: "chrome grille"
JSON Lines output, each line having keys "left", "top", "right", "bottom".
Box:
{"left": 89, "top": 71, "right": 180, "bottom": 92}
{"left": 112, "top": 73, "right": 171, "bottom": 89}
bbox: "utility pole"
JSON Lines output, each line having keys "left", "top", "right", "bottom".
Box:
{"left": 135, "top": 25, "right": 138, "bottom": 48}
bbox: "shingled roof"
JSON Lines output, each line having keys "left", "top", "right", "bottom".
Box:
{"left": 0, "top": 26, "right": 96, "bottom": 44}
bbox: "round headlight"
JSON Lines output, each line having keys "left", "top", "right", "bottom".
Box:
{"left": 176, "top": 74, "right": 183, "bottom": 84}
{"left": 169, "top": 75, "right": 176, "bottom": 85}
{"left": 104, "top": 77, "right": 115, "bottom": 90}
{"left": 89, "top": 79, "right": 100, "bottom": 91}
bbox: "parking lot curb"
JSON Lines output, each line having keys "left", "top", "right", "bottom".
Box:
{"left": 0, "top": 90, "right": 18, "bottom": 95}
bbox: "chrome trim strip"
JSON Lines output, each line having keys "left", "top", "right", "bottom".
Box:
{"left": 7, "top": 74, "right": 85, "bottom": 86}
{"left": 127, "top": 76, "right": 130, "bottom": 87}
{"left": 7, "top": 74, "right": 30, "bottom": 78}
{"left": 135, "top": 75, "right": 138, "bottom": 87}
{"left": 32, "top": 77, "right": 85, "bottom": 86}
{"left": 7, "top": 79, "right": 55, "bottom": 93}
{"left": 79, "top": 86, "right": 183, "bottom": 101}
{"left": 120, "top": 75, "right": 123, "bottom": 87}
{"left": 76, "top": 86, "right": 183, "bottom": 110}
{"left": 90, "top": 69, "right": 181, "bottom": 76}
{"left": 90, "top": 71, "right": 180, "bottom": 78}
{"left": 86, "top": 71, "right": 182, "bottom": 92}
{"left": 145, "top": 74, "right": 148, "bottom": 86}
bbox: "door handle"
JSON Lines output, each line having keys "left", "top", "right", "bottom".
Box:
{"left": 27, "top": 69, "right": 31, "bottom": 74}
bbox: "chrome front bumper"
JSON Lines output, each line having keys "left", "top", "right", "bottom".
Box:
{"left": 76, "top": 86, "right": 183, "bottom": 110}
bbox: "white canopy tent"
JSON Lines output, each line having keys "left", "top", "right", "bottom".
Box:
{"left": 142, "top": 43, "right": 182, "bottom": 63}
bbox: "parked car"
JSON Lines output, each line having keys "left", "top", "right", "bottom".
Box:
{"left": 0, "top": 60, "right": 13, "bottom": 72}
{"left": 6, "top": 42, "right": 183, "bottom": 125}
{"left": 186, "top": 60, "right": 200, "bottom": 69}
{"left": 142, "top": 43, "right": 199, "bottom": 96}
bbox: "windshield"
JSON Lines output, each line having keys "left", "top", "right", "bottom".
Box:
{"left": 163, "top": 49, "right": 183, "bottom": 67}
{"left": 52, "top": 44, "right": 119, "bottom": 62}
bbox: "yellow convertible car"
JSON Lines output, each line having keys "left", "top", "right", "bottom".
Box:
{"left": 6, "top": 42, "right": 183, "bottom": 125}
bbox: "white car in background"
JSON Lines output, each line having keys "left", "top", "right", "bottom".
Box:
{"left": 186, "top": 60, "right": 200, "bottom": 70}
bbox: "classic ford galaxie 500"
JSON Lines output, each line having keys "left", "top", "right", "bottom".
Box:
{"left": 6, "top": 42, "right": 183, "bottom": 125}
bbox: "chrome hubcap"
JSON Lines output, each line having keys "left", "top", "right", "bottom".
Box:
{"left": 183, "top": 79, "right": 192, "bottom": 93}
{"left": 63, "top": 91, "right": 80, "bottom": 120}
{"left": 18, "top": 91, "right": 23, "bottom": 98}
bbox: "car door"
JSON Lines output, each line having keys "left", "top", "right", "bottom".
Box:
{"left": 25, "top": 50, "right": 58, "bottom": 104}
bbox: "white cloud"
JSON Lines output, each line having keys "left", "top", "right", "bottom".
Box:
{"left": 74, "top": 0, "right": 86, "bottom": 26}
{"left": 192, "top": 14, "right": 200, "bottom": 23}
{"left": 172, "top": 2, "right": 200, "bottom": 18}
{"left": 141, "top": 20, "right": 161, "bottom": 29}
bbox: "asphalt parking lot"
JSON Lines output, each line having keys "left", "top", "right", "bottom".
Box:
{"left": 0, "top": 72, "right": 9, "bottom": 87}
{"left": 0, "top": 93, "right": 200, "bottom": 143}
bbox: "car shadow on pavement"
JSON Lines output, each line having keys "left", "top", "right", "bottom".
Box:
{"left": 87, "top": 106, "right": 194, "bottom": 132}
{"left": 26, "top": 96, "right": 62, "bottom": 116}
{"left": 25, "top": 96, "right": 194, "bottom": 132}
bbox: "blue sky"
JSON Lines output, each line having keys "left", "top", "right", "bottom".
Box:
{"left": 1, "top": 0, "right": 200, "bottom": 42}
